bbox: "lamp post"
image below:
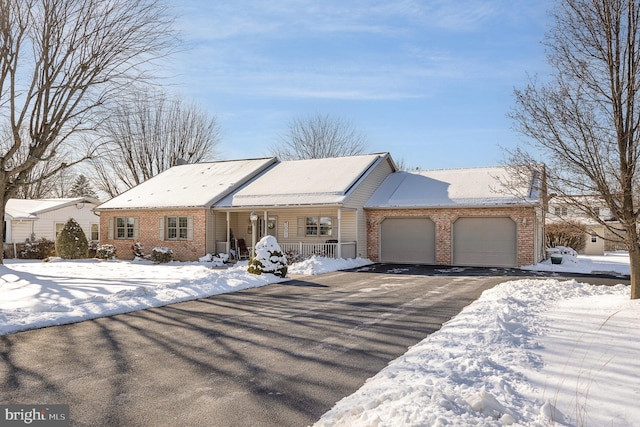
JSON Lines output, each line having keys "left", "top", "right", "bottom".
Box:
{"left": 250, "top": 211, "right": 258, "bottom": 258}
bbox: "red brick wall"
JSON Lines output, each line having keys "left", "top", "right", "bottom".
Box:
{"left": 99, "top": 209, "right": 208, "bottom": 261}
{"left": 366, "top": 206, "right": 539, "bottom": 266}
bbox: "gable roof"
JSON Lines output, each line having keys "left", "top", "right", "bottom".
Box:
{"left": 216, "top": 153, "right": 389, "bottom": 207}
{"left": 365, "top": 166, "right": 541, "bottom": 208}
{"left": 96, "top": 158, "right": 277, "bottom": 210}
{"left": 5, "top": 197, "right": 99, "bottom": 220}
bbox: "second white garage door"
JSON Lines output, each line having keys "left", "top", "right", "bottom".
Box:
{"left": 380, "top": 218, "right": 435, "bottom": 264}
{"left": 453, "top": 217, "right": 517, "bottom": 267}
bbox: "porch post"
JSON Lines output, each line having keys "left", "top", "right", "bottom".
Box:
{"left": 263, "top": 210, "right": 268, "bottom": 239}
{"left": 226, "top": 211, "right": 230, "bottom": 253}
{"left": 337, "top": 208, "right": 342, "bottom": 258}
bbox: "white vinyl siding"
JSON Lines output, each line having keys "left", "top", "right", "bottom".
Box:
{"left": 6, "top": 203, "right": 99, "bottom": 244}
{"left": 343, "top": 155, "right": 394, "bottom": 259}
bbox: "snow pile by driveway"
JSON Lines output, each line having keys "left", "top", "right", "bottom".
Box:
{"left": 0, "top": 257, "right": 370, "bottom": 335}
{"left": 315, "top": 279, "right": 640, "bottom": 426}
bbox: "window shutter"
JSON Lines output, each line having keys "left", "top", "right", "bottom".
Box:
{"left": 297, "top": 217, "right": 304, "bottom": 237}
{"left": 332, "top": 216, "right": 337, "bottom": 238}
{"left": 187, "top": 216, "right": 194, "bottom": 241}
{"left": 158, "top": 217, "right": 164, "bottom": 240}
{"left": 133, "top": 217, "right": 140, "bottom": 240}
{"left": 108, "top": 217, "right": 114, "bottom": 240}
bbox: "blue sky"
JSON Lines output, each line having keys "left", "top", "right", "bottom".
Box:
{"left": 168, "top": 0, "right": 552, "bottom": 170}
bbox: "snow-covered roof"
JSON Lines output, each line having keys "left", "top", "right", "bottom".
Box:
{"left": 216, "top": 154, "right": 387, "bottom": 207}
{"left": 365, "top": 166, "right": 540, "bottom": 208}
{"left": 96, "top": 158, "right": 277, "bottom": 210}
{"left": 5, "top": 197, "right": 99, "bottom": 220}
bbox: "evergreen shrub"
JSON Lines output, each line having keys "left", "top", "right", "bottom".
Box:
{"left": 248, "top": 236, "right": 287, "bottom": 278}
{"left": 55, "top": 218, "right": 89, "bottom": 259}
{"left": 151, "top": 247, "right": 173, "bottom": 263}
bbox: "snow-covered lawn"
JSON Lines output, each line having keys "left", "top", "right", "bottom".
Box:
{"left": 0, "top": 256, "right": 372, "bottom": 336}
{"left": 521, "top": 250, "right": 631, "bottom": 276}
{"left": 1, "top": 253, "right": 637, "bottom": 426}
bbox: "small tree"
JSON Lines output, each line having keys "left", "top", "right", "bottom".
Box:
{"left": 248, "top": 236, "right": 288, "bottom": 278}
{"left": 55, "top": 218, "right": 89, "bottom": 259}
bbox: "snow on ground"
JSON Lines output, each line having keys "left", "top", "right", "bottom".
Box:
{"left": 1, "top": 253, "right": 638, "bottom": 426}
{"left": 521, "top": 250, "right": 630, "bottom": 276}
{"left": 315, "top": 254, "right": 639, "bottom": 427}
{"left": 0, "top": 256, "right": 370, "bottom": 335}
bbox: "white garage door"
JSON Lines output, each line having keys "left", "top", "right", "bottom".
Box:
{"left": 380, "top": 218, "right": 435, "bottom": 264}
{"left": 453, "top": 217, "right": 517, "bottom": 267}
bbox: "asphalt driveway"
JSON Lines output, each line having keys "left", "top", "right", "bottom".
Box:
{"left": 0, "top": 265, "right": 627, "bottom": 426}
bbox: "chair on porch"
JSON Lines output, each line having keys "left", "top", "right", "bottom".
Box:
{"left": 236, "top": 238, "right": 251, "bottom": 260}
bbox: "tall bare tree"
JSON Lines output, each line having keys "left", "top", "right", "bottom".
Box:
{"left": 91, "top": 89, "right": 221, "bottom": 197}
{"left": 509, "top": 0, "right": 640, "bottom": 298}
{"left": 0, "top": 0, "right": 175, "bottom": 263}
{"left": 271, "top": 113, "right": 368, "bottom": 160}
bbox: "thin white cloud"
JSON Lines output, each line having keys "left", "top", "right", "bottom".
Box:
{"left": 168, "top": 0, "right": 549, "bottom": 102}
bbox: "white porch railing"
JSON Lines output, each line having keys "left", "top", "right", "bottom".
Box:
{"left": 280, "top": 242, "right": 338, "bottom": 258}
{"left": 216, "top": 241, "right": 357, "bottom": 259}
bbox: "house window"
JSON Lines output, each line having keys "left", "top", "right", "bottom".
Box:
{"left": 591, "top": 232, "right": 597, "bottom": 243}
{"left": 91, "top": 223, "right": 99, "bottom": 241}
{"left": 166, "top": 216, "right": 188, "bottom": 240}
{"left": 116, "top": 217, "right": 136, "bottom": 239}
{"left": 55, "top": 222, "right": 65, "bottom": 238}
{"left": 305, "top": 216, "right": 332, "bottom": 236}
{"left": 554, "top": 206, "right": 568, "bottom": 216}
{"left": 305, "top": 217, "right": 318, "bottom": 235}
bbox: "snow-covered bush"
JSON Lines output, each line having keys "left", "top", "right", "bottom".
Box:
{"left": 248, "top": 236, "right": 287, "bottom": 278}
{"left": 96, "top": 244, "right": 117, "bottom": 259}
{"left": 546, "top": 221, "right": 586, "bottom": 253}
{"left": 55, "top": 218, "right": 89, "bottom": 259}
{"left": 132, "top": 241, "right": 145, "bottom": 259}
{"left": 88, "top": 240, "right": 99, "bottom": 258}
{"left": 199, "top": 253, "right": 228, "bottom": 267}
{"left": 284, "top": 249, "right": 304, "bottom": 265}
{"left": 19, "top": 237, "right": 55, "bottom": 259}
{"left": 151, "top": 247, "right": 173, "bottom": 263}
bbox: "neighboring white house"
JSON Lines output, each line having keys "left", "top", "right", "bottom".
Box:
{"left": 3, "top": 197, "right": 100, "bottom": 257}
{"left": 546, "top": 195, "right": 625, "bottom": 255}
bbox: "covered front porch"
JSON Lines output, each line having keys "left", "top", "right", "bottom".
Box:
{"left": 211, "top": 207, "right": 359, "bottom": 260}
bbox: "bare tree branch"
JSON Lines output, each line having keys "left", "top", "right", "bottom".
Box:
{"left": 91, "top": 88, "right": 221, "bottom": 197}
{"left": 0, "top": 0, "right": 176, "bottom": 263}
{"left": 271, "top": 113, "right": 368, "bottom": 160}
{"left": 508, "top": 0, "right": 640, "bottom": 298}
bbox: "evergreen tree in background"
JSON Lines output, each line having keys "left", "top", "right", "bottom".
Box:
{"left": 56, "top": 218, "right": 89, "bottom": 259}
{"left": 69, "top": 175, "right": 99, "bottom": 199}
